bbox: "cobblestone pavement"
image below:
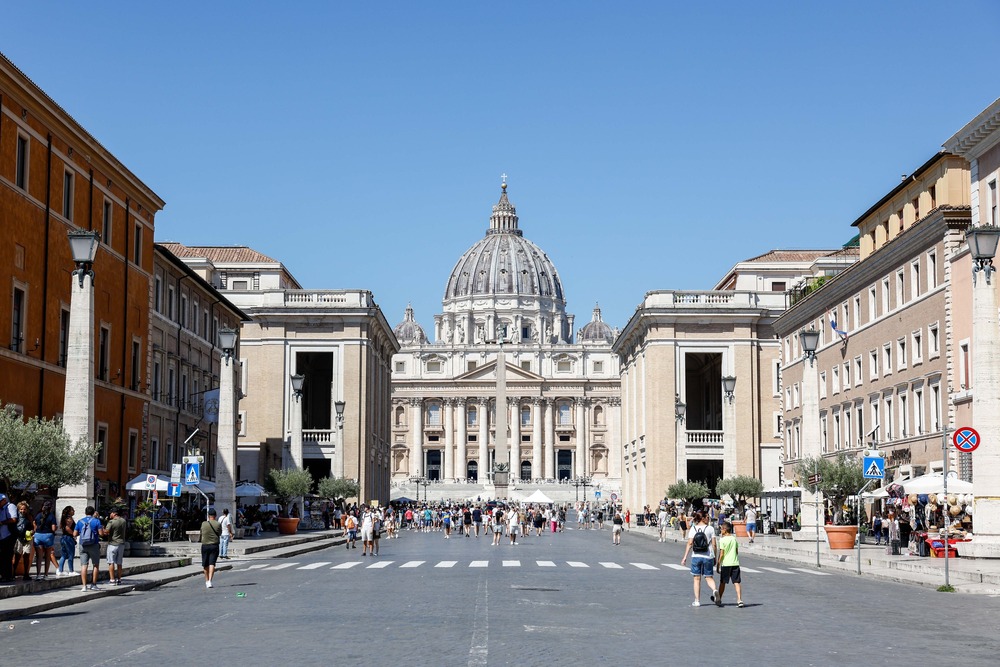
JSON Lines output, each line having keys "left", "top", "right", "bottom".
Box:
{"left": 6, "top": 525, "right": 1000, "bottom": 666}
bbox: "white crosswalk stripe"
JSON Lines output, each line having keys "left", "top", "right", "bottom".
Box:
{"left": 331, "top": 562, "right": 361, "bottom": 569}
{"left": 599, "top": 562, "right": 622, "bottom": 569}
{"left": 631, "top": 563, "right": 658, "bottom": 570}
{"left": 789, "top": 567, "right": 833, "bottom": 576}
{"left": 245, "top": 564, "right": 269, "bottom": 570}
{"left": 567, "top": 561, "right": 589, "bottom": 568}
{"left": 435, "top": 561, "right": 457, "bottom": 568}
{"left": 662, "top": 564, "right": 688, "bottom": 571}
{"left": 759, "top": 567, "right": 795, "bottom": 574}
{"left": 266, "top": 563, "right": 299, "bottom": 570}
{"left": 366, "top": 560, "right": 394, "bottom": 569}
{"left": 537, "top": 560, "right": 556, "bottom": 567}
{"left": 298, "top": 562, "right": 331, "bottom": 570}
{"left": 470, "top": 560, "right": 489, "bottom": 568}
{"left": 502, "top": 560, "right": 520, "bottom": 567}
{"left": 400, "top": 561, "right": 425, "bottom": 568}
{"left": 739, "top": 567, "right": 761, "bottom": 573}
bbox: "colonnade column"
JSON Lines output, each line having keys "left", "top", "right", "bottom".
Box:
{"left": 456, "top": 401, "right": 467, "bottom": 481}
{"left": 531, "top": 398, "right": 542, "bottom": 481}
{"left": 544, "top": 399, "right": 555, "bottom": 479}
{"left": 478, "top": 397, "right": 488, "bottom": 482}
{"left": 608, "top": 397, "right": 622, "bottom": 480}
{"left": 510, "top": 398, "right": 520, "bottom": 479}
{"left": 410, "top": 398, "right": 423, "bottom": 478}
{"left": 575, "top": 398, "right": 588, "bottom": 477}
{"left": 444, "top": 399, "right": 455, "bottom": 481}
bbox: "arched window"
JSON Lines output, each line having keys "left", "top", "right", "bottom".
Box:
{"left": 467, "top": 460, "right": 479, "bottom": 481}
{"left": 427, "top": 402, "right": 441, "bottom": 426}
{"left": 520, "top": 460, "right": 532, "bottom": 481}
{"left": 468, "top": 406, "right": 477, "bottom": 427}
{"left": 592, "top": 405, "right": 604, "bottom": 426}
{"left": 557, "top": 402, "right": 571, "bottom": 425}
{"left": 520, "top": 405, "right": 531, "bottom": 427}
{"left": 395, "top": 405, "right": 405, "bottom": 427}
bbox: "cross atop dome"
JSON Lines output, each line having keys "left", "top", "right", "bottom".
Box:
{"left": 489, "top": 178, "right": 520, "bottom": 235}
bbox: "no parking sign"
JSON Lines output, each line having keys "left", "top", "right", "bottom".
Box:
{"left": 953, "top": 426, "right": 981, "bottom": 453}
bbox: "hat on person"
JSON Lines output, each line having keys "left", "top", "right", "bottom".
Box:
{"left": 208, "top": 508, "right": 217, "bottom": 517}
{"left": 0, "top": 493, "right": 7, "bottom": 501}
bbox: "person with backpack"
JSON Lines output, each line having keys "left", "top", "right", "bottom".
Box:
{"left": 680, "top": 510, "right": 719, "bottom": 607}
{"left": 74, "top": 506, "right": 103, "bottom": 592}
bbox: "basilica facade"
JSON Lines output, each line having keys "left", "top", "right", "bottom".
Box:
{"left": 390, "top": 184, "right": 622, "bottom": 494}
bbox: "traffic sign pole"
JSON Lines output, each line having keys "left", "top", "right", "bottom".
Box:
{"left": 943, "top": 427, "right": 952, "bottom": 589}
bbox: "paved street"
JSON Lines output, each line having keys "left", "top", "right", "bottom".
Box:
{"left": 6, "top": 526, "right": 1000, "bottom": 666}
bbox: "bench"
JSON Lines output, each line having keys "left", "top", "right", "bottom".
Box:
{"left": 778, "top": 529, "right": 794, "bottom": 540}
{"left": 233, "top": 527, "right": 246, "bottom": 539}
{"left": 186, "top": 530, "right": 201, "bottom": 543}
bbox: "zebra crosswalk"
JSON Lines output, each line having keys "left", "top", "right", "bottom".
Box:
{"left": 233, "top": 559, "right": 832, "bottom": 576}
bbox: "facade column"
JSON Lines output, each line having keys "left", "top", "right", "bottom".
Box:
{"left": 59, "top": 271, "right": 96, "bottom": 512}
{"left": 410, "top": 398, "right": 423, "bottom": 478}
{"left": 723, "top": 386, "right": 737, "bottom": 479}
{"left": 608, "top": 397, "right": 622, "bottom": 482}
{"left": 544, "top": 399, "right": 555, "bottom": 479}
{"left": 575, "top": 398, "right": 587, "bottom": 477}
{"left": 456, "top": 400, "right": 467, "bottom": 481}
{"left": 478, "top": 397, "right": 488, "bottom": 482}
{"left": 510, "top": 397, "right": 520, "bottom": 479}
{"left": 531, "top": 398, "right": 543, "bottom": 481}
{"left": 444, "top": 398, "right": 455, "bottom": 481}
{"left": 215, "top": 353, "right": 237, "bottom": 516}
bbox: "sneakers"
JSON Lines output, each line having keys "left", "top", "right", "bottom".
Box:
{"left": 86, "top": 584, "right": 99, "bottom": 591}
{"left": 116, "top": 579, "right": 123, "bottom": 586}
{"left": 205, "top": 580, "right": 213, "bottom": 589}
{"left": 710, "top": 593, "right": 715, "bottom": 603}
{"left": 715, "top": 595, "right": 723, "bottom": 607}
{"left": 691, "top": 600, "right": 701, "bottom": 607}
{"left": 737, "top": 600, "right": 745, "bottom": 608}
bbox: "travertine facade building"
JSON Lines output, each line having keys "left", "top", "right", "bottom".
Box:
{"left": 163, "top": 243, "right": 399, "bottom": 505}
{"left": 390, "top": 184, "right": 622, "bottom": 492}
{"left": 613, "top": 249, "right": 855, "bottom": 511}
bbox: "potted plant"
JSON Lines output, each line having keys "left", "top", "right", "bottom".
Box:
{"left": 267, "top": 468, "right": 313, "bottom": 534}
{"left": 796, "top": 454, "right": 865, "bottom": 549}
{"left": 716, "top": 475, "right": 764, "bottom": 537}
{"left": 666, "top": 480, "right": 710, "bottom": 523}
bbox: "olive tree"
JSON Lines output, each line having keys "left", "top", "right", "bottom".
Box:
{"left": 666, "top": 480, "right": 710, "bottom": 508}
{"left": 317, "top": 476, "right": 359, "bottom": 509}
{"left": 266, "top": 468, "right": 313, "bottom": 517}
{"left": 795, "top": 454, "right": 866, "bottom": 525}
{"left": 0, "top": 405, "right": 99, "bottom": 501}
{"left": 716, "top": 475, "right": 764, "bottom": 515}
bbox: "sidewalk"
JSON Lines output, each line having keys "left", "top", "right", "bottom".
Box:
{"left": 629, "top": 522, "right": 1000, "bottom": 594}
{"left": 0, "top": 528, "right": 347, "bottom": 621}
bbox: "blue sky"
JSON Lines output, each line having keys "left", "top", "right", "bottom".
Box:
{"left": 4, "top": 2, "right": 997, "bottom": 333}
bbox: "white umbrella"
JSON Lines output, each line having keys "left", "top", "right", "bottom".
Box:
{"left": 862, "top": 487, "right": 890, "bottom": 500}
{"left": 183, "top": 479, "right": 216, "bottom": 494}
{"left": 522, "top": 489, "right": 555, "bottom": 504}
{"left": 125, "top": 474, "right": 169, "bottom": 492}
{"left": 902, "top": 473, "right": 973, "bottom": 495}
{"left": 235, "top": 482, "right": 267, "bottom": 498}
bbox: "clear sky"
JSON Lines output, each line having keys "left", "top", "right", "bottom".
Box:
{"left": 3, "top": 2, "right": 997, "bottom": 334}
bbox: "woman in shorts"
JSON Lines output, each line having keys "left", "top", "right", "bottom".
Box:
{"left": 612, "top": 511, "right": 624, "bottom": 545}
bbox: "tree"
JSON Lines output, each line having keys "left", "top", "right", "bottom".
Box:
{"left": 716, "top": 475, "right": 764, "bottom": 514}
{"left": 666, "top": 480, "right": 710, "bottom": 507}
{"left": 266, "top": 468, "right": 313, "bottom": 517}
{"left": 317, "top": 476, "right": 359, "bottom": 508}
{"left": 0, "top": 405, "right": 99, "bottom": 501}
{"left": 795, "top": 454, "right": 865, "bottom": 525}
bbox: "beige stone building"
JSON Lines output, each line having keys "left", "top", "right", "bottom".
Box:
{"left": 613, "top": 249, "right": 854, "bottom": 511}
{"left": 389, "top": 184, "right": 621, "bottom": 499}
{"left": 774, "top": 152, "right": 972, "bottom": 483}
{"left": 146, "top": 244, "right": 247, "bottom": 481}
{"left": 160, "top": 243, "right": 399, "bottom": 505}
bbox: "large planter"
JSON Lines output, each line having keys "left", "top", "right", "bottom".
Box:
{"left": 731, "top": 520, "right": 748, "bottom": 537}
{"left": 128, "top": 541, "right": 152, "bottom": 557}
{"left": 277, "top": 517, "right": 300, "bottom": 535}
{"left": 824, "top": 525, "right": 858, "bottom": 549}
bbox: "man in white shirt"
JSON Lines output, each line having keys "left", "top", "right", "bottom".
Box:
{"left": 745, "top": 505, "right": 758, "bottom": 544}
{"left": 219, "top": 509, "right": 235, "bottom": 559}
{"left": 657, "top": 506, "right": 670, "bottom": 542}
{"left": 360, "top": 508, "right": 375, "bottom": 556}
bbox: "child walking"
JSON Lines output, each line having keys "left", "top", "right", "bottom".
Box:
{"left": 715, "top": 521, "right": 745, "bottom": 608}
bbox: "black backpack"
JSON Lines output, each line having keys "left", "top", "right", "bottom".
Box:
{"left": 692, "top": 527, "right": 709, "bottom": 553}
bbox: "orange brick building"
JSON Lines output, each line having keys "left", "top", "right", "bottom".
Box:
{"left": 0, "top": 53, "right": 164, "bottom": 502}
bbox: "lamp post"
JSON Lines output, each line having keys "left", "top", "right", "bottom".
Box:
{"left": 675, "top": 394, "right": 687, "bottom": 483}
{"left": 215, "top": 327, "right": 239, "bottom": 519}
{"left": 794, "top": 327, "right": 823, "bottom": 564}
{"left": 332, "top": 398, "right": 346, "bottom": 479}
{"left": 60, "top": 230, "right": 100, "bottom": 513}
{"left": 419, "top": 477, "right": 430, "bottom": 504}
{"left": 286, "top": 372, "right": 305, "bottom": 519}
{"left": 966, "top": 225, "right": 1000, "bottom": 558}
{"left": 721, "top": 375, "right": 737, "bottom": 478}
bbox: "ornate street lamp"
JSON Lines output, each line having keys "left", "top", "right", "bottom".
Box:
{"left": 674, "top": 395, "right": 686, "bottom": 423}
{"left": 67, "top": 230, "right": 100, "bottom": 287}
{"left": 799, "top": 327, "right": 820, "bottom": 365}
{"left": 218, "top": 327, "right": 238, "bottom": 364}
{"left": 722, "top": 375, "right": 737, "bottom": 403}
{"left": 290, "top": 374, "right": 305, "bottom": 399}
{"left": 967, "top": 225, "right": 1000, "bottom": 285}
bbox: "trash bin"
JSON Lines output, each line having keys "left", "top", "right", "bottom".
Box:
{"left": 636, "top": 515, "right": 646, "bottom": 526}
{"left": 890, "top": 539, "right": 901, "bottom": 555}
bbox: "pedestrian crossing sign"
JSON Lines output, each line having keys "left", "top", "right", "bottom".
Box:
{"left": 185, "top": 462, "right": 201, "bottom": 485}
{"left": 863, "top": 456, "right": 885, "bottom": 479}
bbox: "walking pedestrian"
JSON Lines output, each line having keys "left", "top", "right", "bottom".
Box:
{"left": 360, "top": 507, "right": 375, "bottom": 556}
{"left": 680, "top": 511, "right": 719, "bottom": 607}
{"left": 508, "top": 507, "right": 519, "bottom": 546}
{"left": 472, "top": 505, "right": 483, "bottom": 537}
{"left": 443, "top": 509, "right": 452, "bottom": 538}
{"left": 200, "top": 509, "right": 222, "bottom": 589}
{"left": 658, "top": 506, "right": 670, "bottom": 542}
{"left": 463, "top": 506, "right": 472, "bottom": 537}
{"left": 492, "top": 507, "right": 504, "bottom": 546}
{"left": 218, "top": 508, "right": 235, "bottom": 559}
{"left": 74, "top": 506, "right": 103, "bottom": 591}
{"left": 612, "top": 511, "right": 624, "bottom": 545}
{"left": 744, "top": 504, "right": 757, "bottom": 544}
{"left": 103, "top": 508, "right": 126, "bottom": 585}
{"left": 715, "top": 521, "right": 744, "bottom": 607}
{"left": 57, "top": 505, "right": 76, "bottom": 577}
{"left": 372, "top": 509, "right": 383, "bottom": 555}
{"left": 32, "top": 500, "right": 57, "bottom": 580}
{"left": 345, "top": 511, "right": 358, "bottom": 549}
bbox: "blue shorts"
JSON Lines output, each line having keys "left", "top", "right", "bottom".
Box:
{"left": 33, "top": 532, "right": 55, "bottom": 548}
{"left": 746, "top": 522, "right": 757, "bottom": 533}
{"left": 690, "top": 557, "right": 714, "bottom": 576}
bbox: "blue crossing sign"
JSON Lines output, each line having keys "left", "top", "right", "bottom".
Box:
{"left": 863, "top": 456, "right": 885, "bottom": 479}
{"left": 184, "top": 462, "right": 201, "bottom": 486}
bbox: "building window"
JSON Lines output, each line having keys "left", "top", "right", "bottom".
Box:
{"left": 870, "top": 400, "right": 880, "bottom": 443}
{"left": 912, "top": 330, "right": 922, "bottom": 364}
{"left": 102, "top": 200, "right": 113, "bottom": 247}
{"left": 832, "top": 366, "right": 840, "bottom": 394}
{"left": 820, "top": 414, "right": 828, "bottom": 453}
{"left": 833, "top": 412, "right": 841, "bottom": 451}
{"left": 15, "top": 134, "right": 29, "bottom": 190}
{"left": 884, "top": 396, "right": 894, "bottom": 440}
{"left": 131, "top": 339, "right": 141, "bottom": 391}
{"left": 557, "top": 360, "right": 572, "bottom": 372}
{"left": 899, "top": 390, "right": 909, "bottom": 438}
{"left": 819, "top": 372, "right": 827, "bottom": 399}
{"left": 133, "top": 222, "right": 142, "bottom": 265}
{"left": 844, "top": 409, "right": 852, "bottom": 449}
{"left": 98, "top": 326, "right": 110, "bottom": 381}
{"left": 180, "top": 294, "right": 188, "bottom": 328}
{"left": 897, "top": 338, "right": 907, "bottom": 370}
{"left": 557, "top": 403, "right": 572, "bottom": 425}
{"left": 58, "top": 308, "right": 70, "bottom": 367}
{"left": 911, "top": 260, "right": 921, "bottom": 298}
{"left": 869, "top": 350, "right": 878, "bottom": 380}
{"left": 467, "top": 406, "right": 477, "bottom": 426}
{"left": 771, "top": 281, "right": 786, "bottom": 292}
{"left": 843, "top": 361, "right": 851, "bottom": 388}
{"left": 231, "top": 280, "right": 248, "bottom": 291}
{"left": 202, "top": 309, "right": 209, "bottom": 340}
{"left": 427, "top": 403, "right": 441, "bottom": 426}
{"left": 772, "top": 360, "right": 781, "bottom": 396}
{"left": 191, "top": 298, "right": 199, "bottom": 336}
{"left": 792, "top": 383, "right": 799, "bottom": 408}
{"left": 868, "top": 286, "right": 877, "bottom": 321}
{"left": 929, "top": 184, "right": 937, "bottom": 209}
{"left": 154, "top": 275, "right": 162, "bottom": 313}
{"left": 929, "top": 323, "right": 940, "bottom": 358}
{"left": 181, "top": 373, "right": 188, "bottom": 411}
{"left": 521, "top": 361, "right": 531, "bottom": 371}
{"left": 467, "top": 361, "right": 477, "bottom": 372}
{"left": 95, "top": 424, "right": 108, "bottom": 470}
{"left": 10, "top": 286, "right": 25, "bottom": 352}
{"left": 855, "top": 404, "right": 864, "bottom": 448}
{"left": 912, "top": 196, "right": 920, "bottom": 222}
{"left": 167, "top": 285, "right": 175, "bottom": 321}
{"left": 883, "top": 343, "right": 892, "bottom": 376}
{"left": 881, "top": 278, "right": 890, "bottom": 314}
{"left": 930, "top": 383, "right": 941, "bottom": 431}
{"left": 521, "top": 405, "right": 530, "bottom": 427}
{"left": 914, "top": 387, "right": 924, "bottom": 435}
{"left": 168, "top": 367, "right": 176, "bottom": 406}
{"left": 426, "top": 360, "right": 441, "bottom": 372}
{"left": 927, "top": 250, "right": 938, "bottom": 290}
{"left": 853, "top": 296, "right": 861, "bottom": 328}
{"left": 152, "top": 359, "right": 161, "bottom": 401}
{"left": 960, "top": 341, "right": 970, "bottom": 389}
{"left": 128, "top": 430, "right": 139, "bottom": 472}
{"left": 991, "top": 179, "right": 999, "bottom": 227}
{"left": 150, "top": 437, "right": 160, "bottom": 471}
{"left": 895, "top": 270, "right": 905, "bottom": 308}
{"left": 593, "top": 361, "right": 603, "bottom": 373}
{"left": 63, "top": 171, "right": 74, "bottom": 221}
{"left": 854, "top": 357, "right": 862, "bottom": 386}
{"left": 394, "top": 361, "right": 405, "bottom": 373}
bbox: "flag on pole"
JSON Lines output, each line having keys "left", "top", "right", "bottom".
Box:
{"left": 203, "top": 388, "right": 220, "bottom": 423}
{"left": 829, "top": 313, "right": 848, "bottom": 343}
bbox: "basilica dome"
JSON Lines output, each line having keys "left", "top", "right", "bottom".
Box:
{"left": 444, "top": 184, "right": 565, "bottom": 303}
{"left": 393, "top": 304, "right": 427, "bottom": 344}
{"left": 578, "top": 305, "right": 614, "bottom": 344}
